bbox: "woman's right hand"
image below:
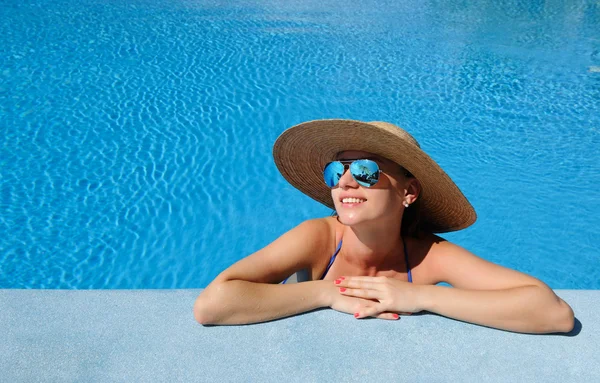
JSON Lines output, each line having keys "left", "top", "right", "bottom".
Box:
{"left": 323, "top": 281, "right": 400, "bottom": 321}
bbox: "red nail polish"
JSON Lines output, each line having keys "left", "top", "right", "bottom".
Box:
{"left": 339, "top": 277, "right": 345, "bottom": 280}
{"left": 339, "top": 288, "right": 346, "bottom": 292}
{"left": 334, "top": 279, "right": 341, "bottom": 284}
{"left": 393, "top": 314, "right": 399, "bottom": 319}
{"left": 354, "top": 313, "right": 359, "bottom": 318}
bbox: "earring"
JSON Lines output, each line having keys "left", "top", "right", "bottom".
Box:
{"left": 403, "top": 202, "right": 409, "bottom": 208}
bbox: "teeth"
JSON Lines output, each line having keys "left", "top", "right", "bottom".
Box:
{"left": 342, "top": 198, "right": 366, "bottom": 204}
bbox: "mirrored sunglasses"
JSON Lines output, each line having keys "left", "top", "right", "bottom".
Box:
{"left": 323, "top": 159, "right": 381, "bottom": 188}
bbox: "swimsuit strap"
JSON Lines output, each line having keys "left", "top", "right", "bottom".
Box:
{"left": 282, "top": 239, "right": 342, "bottom": 284}
{"left": 286, "top": 238, "right": 411, "bottom": 283}
{"left": 322, "top": 239, "right": 412, "bottom": 283}
{"left": 404, "top": 238, "right": 412, "bottom": 283}
{"left": 320, "top": 239, "right": 343, "bottom": 280}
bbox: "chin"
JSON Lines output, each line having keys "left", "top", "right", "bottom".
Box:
{"left": 336, "top": 211, "right": 369, "bottom": 226}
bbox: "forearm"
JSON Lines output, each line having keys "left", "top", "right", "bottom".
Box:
{"left": 194, "top": 280, "right": 329, "bottom": 325}
{"left": 419, "top": 284, "right": 574, "bottom": 334}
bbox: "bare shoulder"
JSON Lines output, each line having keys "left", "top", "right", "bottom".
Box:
{"left": 293, "top": 217, "right": 338, "bottom": 255}
{"left": 403, "top": 234, "right": 446, "bottom": 285}
{"left": 412, "top": 234, "right": 547, "bottom": 290}
{"left": 213, "top": 217, "right": 337, "bottom": 285}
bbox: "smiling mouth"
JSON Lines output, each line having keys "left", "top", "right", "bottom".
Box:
{"left": 341, "top": 197, "right": 366, "bottom": 205}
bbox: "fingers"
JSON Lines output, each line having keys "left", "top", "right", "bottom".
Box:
{"left": 335, "top": 277, "right": 382, "bottom": 290}
{"left": 337, "top": 276, "right": 386, "bottom": 282}
{"left": 338, "top": 287, "right": 379, "bottom": 300}
{"left": 335, "top": 297, "right": 399, "bottom": 321}
{"left": 353, "top": 304, "right": 380, "bottom": 319}
{"left": 375, "top": 312, "right": 400, "bottom": 321}
{"left": 353, "top": 307, "right": 399, "bottom": 320}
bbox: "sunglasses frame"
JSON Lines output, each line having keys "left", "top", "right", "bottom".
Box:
{"left": 323, "top": 159, "right": 382, "bottom": 188}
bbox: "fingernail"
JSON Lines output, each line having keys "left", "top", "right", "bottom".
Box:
{"left": 393, "top": 314, "right": 399, "bottom": 319}
{"left": 339, "top": 288, "right": 346, "bottom": 292}
{"left": 339, "top": 277, "right": 345, "bottom": 280}
{"left": 354, "top": 313, "right": 359, "bottom": 318}
{"left": 334, "top": 279, "right": 341, "bottom": 284}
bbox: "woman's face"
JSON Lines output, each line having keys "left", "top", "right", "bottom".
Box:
{"left": 330, "top": 150, "right": 413, "bottom": 227}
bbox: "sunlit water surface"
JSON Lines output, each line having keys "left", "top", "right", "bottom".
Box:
{"left": 1, "top": 0, "right": 599, "bottom": 288}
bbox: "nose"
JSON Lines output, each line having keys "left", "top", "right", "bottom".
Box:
{"left": 337, "top": 166, "right": 358, "bottom": 189}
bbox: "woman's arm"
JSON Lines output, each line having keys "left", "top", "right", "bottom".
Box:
{"left": 336, "top": 240, "right": 574, "bottom": 333}
{"left": 195, "top": 279, "right": 332, "bottom": 325}
{"left": 194, "top": 218, "right": 380, "bottom": 325}
{"left": 417, "top": 284, "right": 574, "bottom": 333}
{"left": 419, "top": 240, "right": 575, "bottom": 333}
{"left": 193, "top": 219, "right": 331, "bottom": 325}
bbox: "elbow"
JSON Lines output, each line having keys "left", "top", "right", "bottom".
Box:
{"left": 538, "top": 294, "right": 575, "bottom": 334}
{"left": 193, "top": 284, "right": 227, "bottom": 325}
{"left": 193, "top": 297, "right": 213, "bottom": 325}
{"left": 525, "top": 286, "right": 575, "bottom": 334}
{"left": 554, "top": 299, "right": 575, "bottom": 333}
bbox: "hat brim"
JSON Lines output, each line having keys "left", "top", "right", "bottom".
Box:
{"left": 273, "top": 119, "right": 476, "bottom": 233}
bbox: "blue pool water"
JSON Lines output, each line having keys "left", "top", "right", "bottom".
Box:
{"left": 1, "top": 0, "right": 599, "bottom": 289}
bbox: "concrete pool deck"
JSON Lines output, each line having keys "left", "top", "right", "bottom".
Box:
{"left": 1, "top": 289, "right": 597, "bottom": 382}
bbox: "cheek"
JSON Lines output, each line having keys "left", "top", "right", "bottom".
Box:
{"left": 376, "top": 179, "right": 405, "bottom": 208}
{"left": 367, "top": 189, "right": 403, "bottom": 211}
{"left": 383, "top": 190, "right": 405, "bottom": 210}
{"left": 377, "top": 174, "right": 405, "bottom": 196}
{"left": 331, "top": 189, "right": 339, "bottom": 205}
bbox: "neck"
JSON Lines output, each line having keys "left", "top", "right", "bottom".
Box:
{"left": 338, "top": 216, "right": 404, "bottom": 269}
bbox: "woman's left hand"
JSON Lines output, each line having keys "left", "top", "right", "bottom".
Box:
{"left": 335, "top": 276, "right": 424, "bottom": 319}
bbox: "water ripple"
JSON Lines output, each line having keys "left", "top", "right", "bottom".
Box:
{"left": 1, "top": 0, "right": 598, "bottom": 289}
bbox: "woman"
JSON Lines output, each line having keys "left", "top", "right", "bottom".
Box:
{"left": 194, "top": 119, "right": 574, "bottom": 333}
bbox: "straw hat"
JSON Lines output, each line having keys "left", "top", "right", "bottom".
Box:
{"left": 273, "top": 119, "right": 476, "bottom": 233}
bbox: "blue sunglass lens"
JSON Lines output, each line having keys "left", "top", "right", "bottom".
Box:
{"left": 323, "top": 161, "right": 345, "bottom": 187}
{"left": 323, "top": 160, "right": 380, "bottom": 188}
{"left": 350, "top": 160, "right": 380, "bottom": 187}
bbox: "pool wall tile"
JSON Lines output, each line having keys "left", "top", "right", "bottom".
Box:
{"left": 0, "top": 289, "right": 597, "bottom": 382}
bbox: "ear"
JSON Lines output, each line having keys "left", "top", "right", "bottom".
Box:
{"left": 404, "top": 178, "right": 421, "bottom": 205}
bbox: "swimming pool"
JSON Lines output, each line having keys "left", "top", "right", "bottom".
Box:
{"left": 1, "top": 0, "right": 598, "bottom": 289}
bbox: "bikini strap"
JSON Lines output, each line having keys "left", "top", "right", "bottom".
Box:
{"left": 403, "top": 238, "right": 412, "bottom": 283}
{"left": 320, "top": 240, "right": 342, "bottom": 280}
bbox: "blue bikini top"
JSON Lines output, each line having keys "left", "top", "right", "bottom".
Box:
{"left": 283, "top": 238, "right": 412, "bottom": 283}
{"left": 320, "top": 239, "right": 412, "bottom": 282}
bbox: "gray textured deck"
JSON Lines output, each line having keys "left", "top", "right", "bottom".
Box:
{"left": 1, "top": 289, "right": 597, "bottom": 382}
